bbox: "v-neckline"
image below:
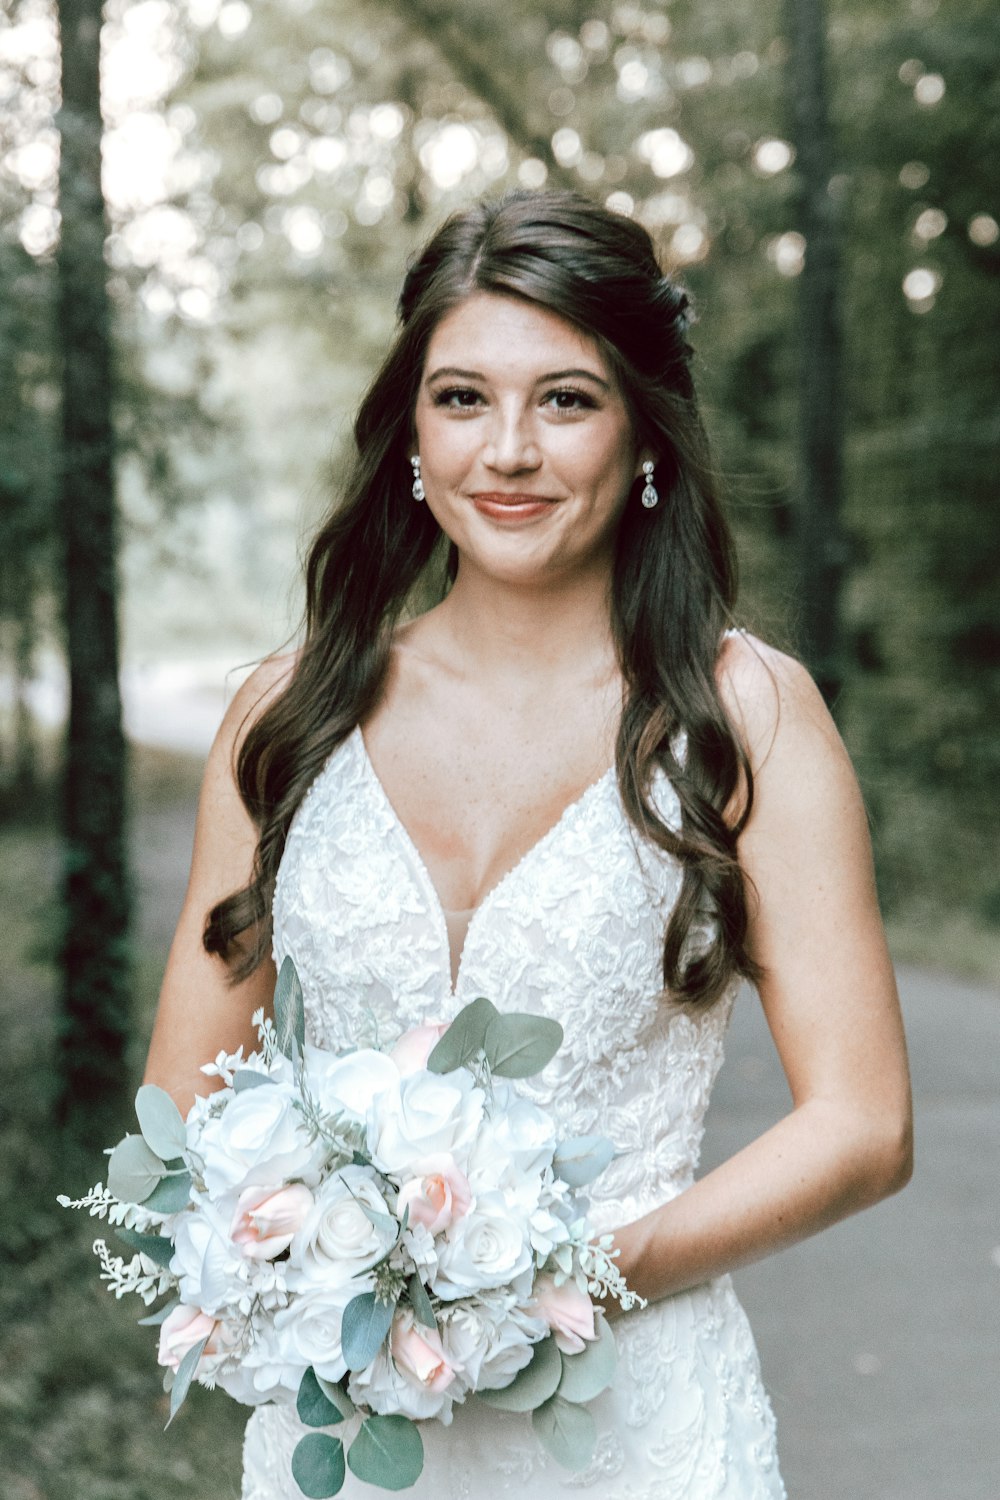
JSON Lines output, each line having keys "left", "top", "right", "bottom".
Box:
{"left": 351, "top": 726, "right": 616, "bottom": 997}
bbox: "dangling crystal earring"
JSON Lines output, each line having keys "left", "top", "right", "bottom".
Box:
{"left": 640, "top": 460, "right": 659, "bottom": 509}
{"left": 410, "top": 454, "right": 425, "bottom": 502}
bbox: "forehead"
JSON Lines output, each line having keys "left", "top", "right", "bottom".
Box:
{"left": 423, "top": 292, "right": 611, "bottom": 380}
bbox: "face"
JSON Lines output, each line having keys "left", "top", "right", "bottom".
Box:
{"left": 412, "top": 292, "right": 648, "bottom": 586}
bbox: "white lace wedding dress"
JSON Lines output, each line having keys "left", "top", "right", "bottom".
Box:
{"left": 242, "top": 726, "right": 786, "bottom": 1499}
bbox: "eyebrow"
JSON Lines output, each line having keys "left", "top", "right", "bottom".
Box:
{"left": 425, "top": 365, "right": 611, "bottom": 390}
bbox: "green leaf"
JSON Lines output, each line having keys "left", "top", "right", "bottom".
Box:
{"left": 274, "top": 955, "right": 306, "bottom": 1060}
{"left": 477, "top": 1334, "right": 561, "bottom": 1411}
{"left": 556, "top": 1318, "right": 617, "bottom": 1402}
{"left": 292, "top": 1434, "right": 345, "bottom": 1498}
{"left": 107, "top": 1134, "right": 166, "bottom": 1204}
{"left": 347, "top": 1416, "right": 424, "bottom": 1491}
{"left": 483, "top": 1013, "right": 564, "bottom": 1079}
{"left": 341, "top": 1291, "right": 394, "bottom": 1371}
{"left": 355, "top": 1198, "right": 398, "bottom": 1235}
{"left": 134, "top": 1085, "right": 187, "bottom": 1161}
{"left": 138, "top": 1298, "right": 179, "bottom": 1327}
{"left": 552, "top": 1135, "right": 615, "bottom": 1188}
{"left": 317, "top": 1374, "right": 355, "bottom": 1419}
{"left": 407, "top": 1273, "right": 436, "bottom": 1330}
{"left": 531, "top": 1393, "right": 597, "bottom": 1469}
{"left": 426, "top": 996, "right": 498, "bottom": 1073}
{"left": 115, "top": 1226, "right": 175, "bottom": 1268}
{"left": 165, "top": 1335, "right": 208, "bottom": 1428}
{"left": 233, "top": 1069, "right": 277, "bottom": 1092}
{"left": 297, "top": 1367, "right": 346, "bottom": 1428}
{"left": 143, "top": 1170, "right": 192, "bottom": 1214}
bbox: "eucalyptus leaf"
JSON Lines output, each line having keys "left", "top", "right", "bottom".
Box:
{"left": 107, "top": 1133, "right": 166, "bottom": 1204}
{"left": 347, "top": 1416, "right": 424, "bottom": 1491}
{"left": 483, "top": 1013, "right": 564, "bottom": 1079}
{"left": 233, "top": 1069, "right": 277, "bottom": 1092}
{"left": 115, "top": 1226, "right": 175, "bottom": 1268}
{"left": 426, "top": 996, "right": 497, "bottom": 1074}
{"left": 298, "top": 1366, "right": 346, "bottom": 1428}
{"left": 407, "top": 1273, "right": 437, "bottom": 1330}
{"left": 477, "top": 1334, "right": 561, "bottom": 1411}
{"left": 292, "top": 1433, "right": 345, "bottom": 1498}
{"left": 317, "top": 1375, "right": 356, "bottom": 1419}
{"left": 531, "top": 1393, "right": 597, "bottom": 1470}
{"left": 165, "top": 1335, "right": 208, "bottom": 1428}
{"left": 134, "top": 1084, "right": 187, "bottom": 1161}
{"left": 552, "top": 1135, "right": 616, "bottom": 1189}
{"left": 143, "top": 1170, "right": 192, "bottom": 1214}
{"left": 341, "top": 1291, "right": 395, "bottom": 1371}
{"left": 356, "top": 1198, "right": 398, "bottom": 1235}
{"left": 138, "top": 1298, "right": 179, "bottom": 1327}
{"left": 556, "top": 1318, "right": 617, "bottom": 1402}
{"left": 274, "top": 955, "right": 306, "bottom": 1060}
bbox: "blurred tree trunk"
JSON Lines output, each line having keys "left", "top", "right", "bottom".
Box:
{"left": 54, "top": 0, "right": 131, "bottom": 1139}
{"left": 785, "top": 0, "right": 847, "bottom": 706}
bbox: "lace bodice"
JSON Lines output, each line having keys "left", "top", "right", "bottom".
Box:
{"left": 244, "top": 726, "right": 785, "bottom": 1500}
{"left": 272, "top": 727, "right": 733, "bottom": 1235}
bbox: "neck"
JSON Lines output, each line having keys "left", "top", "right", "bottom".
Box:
{"left": 429, "top": 553, "right": 619, "bottom": 686}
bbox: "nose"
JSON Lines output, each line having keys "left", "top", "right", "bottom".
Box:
{"left": 482, "top": 402, "right": 542, "bottom": 474}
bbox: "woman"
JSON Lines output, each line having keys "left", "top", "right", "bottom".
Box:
{"left": 146, "top": 189, "right": 912, "bottom": 1499}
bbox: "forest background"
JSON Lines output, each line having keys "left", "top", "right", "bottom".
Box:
{"left": 0, "top": 0, "right": 998, "bottom": 1495}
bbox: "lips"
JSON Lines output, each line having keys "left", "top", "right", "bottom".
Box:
{"left": 470, "top": 492, "right": 557, "bottom": 523}
{"left": 470, "top": 492, "right": 555, "bottom": 506}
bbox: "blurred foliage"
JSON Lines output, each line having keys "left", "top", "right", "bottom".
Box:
{"left": 1, "top": 1, "right": 998, "bottom": 917}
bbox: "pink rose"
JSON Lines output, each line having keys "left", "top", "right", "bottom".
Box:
{"left": 390, "top": 1312, "right": 459, "bottom": 1394}
{"left": 230, "top": 1182, "right": 314, "bottom": 1259}
{"left": 389, "top": 1023, "right": 450, "bottom": 1077}
{"left": 157, "top": 1304, "right": 219, "bottom": 1371}
{"left": 532, "top": 1273, "right": 597, "bottom": 1354}
{"left": 396, "top": 1154, "right": 472, "bottom": 1235}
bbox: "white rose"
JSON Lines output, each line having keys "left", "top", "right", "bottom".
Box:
{"left": 303, "top": 1044, "right": 399, "bottom": 1117}
{"left": 195, "top": 1083, "right": 320, "bottom": 1199}
{"left": 272, "top": 1281, "right": 357, "bottom": 1383}
{"left": 170, "top": 1209, "right": 242, "bottom": 1316}
{"left": 477, "top": 1303, "right": 549, "bottom": 1390}
{"left": 476, "top": 1098, "right": 558, "bottom": 1185}
{"left": 431, "top": 1191, "right": 533, "bottom": 1300}
{"left": 367, "top": 1071, "right": 484, "bottom": 1176}
{"left": 288, "top": 1165, "right": 396, "bottom": 1287}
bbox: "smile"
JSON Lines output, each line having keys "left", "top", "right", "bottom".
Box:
{"left": 470, "top": 492, "right": 558, "bottom": 521}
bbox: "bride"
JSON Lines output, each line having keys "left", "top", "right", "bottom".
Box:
{"left": 145, "top": 189, "right": 912, "bottom": 1498}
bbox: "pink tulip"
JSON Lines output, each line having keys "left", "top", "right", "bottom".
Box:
{"left": 157, "top": 1304, "right": 219, "bottom": 1372}
{"left": 396, "top": 1154, "right": 472, "bottom": 1235}
{"left": 389, "top": 1022, "right": 450, "bottom": 1077}
{"left": 391, "top": 1313, "right": 458, "bottom": 1394}
{"left": 532, "top": 1273, "right": 598, "bottom": 1354}
{"left": 230, "top": 1182, "right": 314, "bottom": 1260}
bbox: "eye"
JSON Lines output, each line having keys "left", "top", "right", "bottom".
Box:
{"left": 543, "top": 386, "right": 598, "bottom": 412}
{"left": 432, "top": 386, "right": 484, "bottom": 410}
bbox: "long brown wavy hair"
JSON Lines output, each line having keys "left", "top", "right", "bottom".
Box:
{"left": 205, "top": 189, "right": 760, "bottom": 1005}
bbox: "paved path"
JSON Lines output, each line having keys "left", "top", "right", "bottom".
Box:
{"left": 701, "top": 967, "right": 1000, "bottom": 1500}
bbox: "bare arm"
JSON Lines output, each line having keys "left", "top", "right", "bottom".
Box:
{"left": 609, "top": 636, "right": 913, "bottom": 1306}
{"left": 143, "top": 656, "right": 295, "bottom": 1115}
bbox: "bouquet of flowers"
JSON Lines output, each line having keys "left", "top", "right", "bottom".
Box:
{"left": 60, "top": 960, "right": 643, "bottom": 1497}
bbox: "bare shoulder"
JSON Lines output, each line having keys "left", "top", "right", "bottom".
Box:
{"left": 715, "top": 630, "right": 845, "bottom": 780}
{"left": 212, "top": 651, "right": 299, "bottom": 766}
